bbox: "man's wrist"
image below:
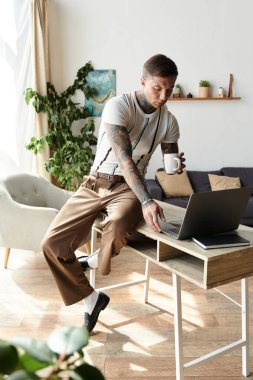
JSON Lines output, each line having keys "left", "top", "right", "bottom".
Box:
{"left": 141, "top": 198, "right": 153, "bottom": 208}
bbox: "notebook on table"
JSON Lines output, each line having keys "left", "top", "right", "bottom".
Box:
{"left": 192, "top": 233, "right": 250, "bottom": 250}
{"left": 159, "top": 187, "right": 253, "bottom": 245}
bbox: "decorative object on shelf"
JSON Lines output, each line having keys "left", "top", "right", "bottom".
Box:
{"left": 199, "top": 80, "right": 211, "bottom": 98}
{"left": 167, "top": 74, "right": 240, "bottom": 101}
{"left": 228, "top": 73, "right": 233, "bottom": 98}
{"left": 173, "top": 83, "right": 182, "bottom": 98}
{"left": 168, "top": 96, "right": 241, "bottom": 101}
{"left": 24, "top": 62, "right": 97, "bottom": 191}
{"left": 218, "top": 86, "right": 225, "bottom": 98}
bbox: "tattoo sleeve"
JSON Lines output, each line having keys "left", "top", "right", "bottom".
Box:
{"left": 104, "top": 122, "right": 151, "bottom": 204}
{"left": 161, "top": 142, "right": 179, "bottom": 155}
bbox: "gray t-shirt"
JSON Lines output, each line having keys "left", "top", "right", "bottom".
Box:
{"left": 91, "top": 91, "right": 180, "bottom": 176}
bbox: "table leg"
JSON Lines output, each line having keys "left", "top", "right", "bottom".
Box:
{"left": 4, "top": 247, "right": 11, "bottom": 269}
{"left": 89, "top": 227, "right": 98, "bottom": 288}
{"left": 241, "top": 278, "right": 249, "bottom": 377}
{"left": 172, "top": 273, "right": 184, "bottom": 380}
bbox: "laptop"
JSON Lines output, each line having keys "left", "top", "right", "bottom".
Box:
{"left": 159, "top": 187, "right": 253, "bottom": 241}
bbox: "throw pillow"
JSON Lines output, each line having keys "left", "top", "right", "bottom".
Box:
{"left": 155, "top": 170, "right": 194, "bottom": 198}
{"left": 208, "top": 174, "right": 241, "bottom": 191}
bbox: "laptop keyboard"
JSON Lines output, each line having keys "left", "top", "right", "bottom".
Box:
{"left": 166, "top": 228, "right": 180, "bottom": 238}
{"left": 161, "top": 220, "right": 182, "bottom": 238}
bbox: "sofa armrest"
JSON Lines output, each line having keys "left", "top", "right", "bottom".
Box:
{"left": 146, "top": 179, "right": 163, "bottom": 201}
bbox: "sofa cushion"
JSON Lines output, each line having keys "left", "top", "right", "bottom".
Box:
{"left": 163, "top": 196, "right": 190, "bottom": 208}
{"left": 221, "top": 167, "right": 253, "bottom": 187}
{"left": 187, "top": 170, "right": 222, "bottom": 193}
{"left": 208, "top": 174, "right": 241, "bottom": 191}
{"left": 146, "top": 179, "right": 163, "bottom": 201}
{"left": 155, "top": 170, "right": 193, "bottom": 198}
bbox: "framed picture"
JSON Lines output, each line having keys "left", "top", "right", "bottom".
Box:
{"left": 86, "top": 69, "right": 116, "bottom": 117}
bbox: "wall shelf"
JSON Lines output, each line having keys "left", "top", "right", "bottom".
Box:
{"left": 168, "top": 97, "right": 241, "bottom": 101}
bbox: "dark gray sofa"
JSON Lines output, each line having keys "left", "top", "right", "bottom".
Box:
{"left": 146, "top": 167, "right": 253, "bottom": 226}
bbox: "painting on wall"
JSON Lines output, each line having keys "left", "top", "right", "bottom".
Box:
{"left": 86, "top": 69, "right": 116, "bottom": 117}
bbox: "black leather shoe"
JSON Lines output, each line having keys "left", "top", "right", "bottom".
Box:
{"left": 78, "top": 255, "right": 91, "bottom": 272}
{"left": 84, "top": 292, "right": 110, "bottom": 333}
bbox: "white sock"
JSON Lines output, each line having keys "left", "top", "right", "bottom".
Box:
{"left": 84, "top": 290, "right": 99, "bottom": 314}
{"left": 87, "top": 248, "right": 99, "bottom": 269}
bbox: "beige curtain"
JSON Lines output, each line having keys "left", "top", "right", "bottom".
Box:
{"left": 30, "top": 0, "right": 51, "bottom": 180}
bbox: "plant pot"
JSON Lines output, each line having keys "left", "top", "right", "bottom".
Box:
{"left": 173, "top": 87, "right": 181, "bottom": 98}
{"left": 199, "top": 87, "right": 209, "bottom": 98}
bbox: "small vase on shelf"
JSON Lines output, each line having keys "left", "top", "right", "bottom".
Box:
{"left": 198, "top": 80, "right": 211, "bottom": 98}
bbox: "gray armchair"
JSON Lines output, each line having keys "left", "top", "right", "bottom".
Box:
{"left": 0, "top": 173, "right": 89, "bottom": 268}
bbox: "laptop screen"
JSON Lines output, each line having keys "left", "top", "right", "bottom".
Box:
{"left": 160, "top": 187, "right": 253, "bottom": 240}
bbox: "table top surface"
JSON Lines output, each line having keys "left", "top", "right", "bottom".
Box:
{"left": 136, "top": 201, "right": 253, "bottom": 262}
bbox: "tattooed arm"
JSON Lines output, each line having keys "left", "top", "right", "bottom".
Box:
{"left": 104, "top": 122, "right": 165, "bottom": 232}
{"left": 161, "top": 142, "right": 179, "bottom": 154}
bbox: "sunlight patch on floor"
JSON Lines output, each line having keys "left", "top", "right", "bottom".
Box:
{"left": 129, "top": 363, "right": 147, "bottom": 372}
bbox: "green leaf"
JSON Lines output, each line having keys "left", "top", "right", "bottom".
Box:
{"left": 0, "top": 342, "right": 19, "bottom": 374}
{"left": 48, "top": 327, "right": 89, "bottom": 356}
{"left": 74, "top": 363, "right": 105, "bottom": 380}
{"left": 19, "top": 352, "right": 51, "bottom": 372}
{"left": 24, "top": 61, "right": 97, "bottom": 191}
{"left": 7, "top": 370, "right": 39, "bottom": 380}
{"left": 38, "top": 146, "right": 45, "bottom": 154}
{"left": 12, "top": 337, "right": 55, "bottom": 364}
{"left": 25, "top": 94, "right": 31, "bottom": 105}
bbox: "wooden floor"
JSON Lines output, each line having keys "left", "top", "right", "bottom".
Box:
{"left": 1, "top": 246, "right": 253, "bottom": 380}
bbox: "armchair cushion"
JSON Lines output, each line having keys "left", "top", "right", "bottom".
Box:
{"left": 2, "top": 173, "right": 71, "bottom": 209}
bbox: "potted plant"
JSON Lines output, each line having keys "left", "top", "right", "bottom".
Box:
{"left": 173, "top": 83, "right": 182, "bottom": 98}
{"left": 0, "top": 326, "right": 105, "bottom": 379}
{"left": 198, "top": 80, "right": 211, "bottom": 98}
{"left": 24, "top": 62, "right": 97, "bottom": 191}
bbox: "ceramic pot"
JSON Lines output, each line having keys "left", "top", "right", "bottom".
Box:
{"left": 199, "top": 87, "right": 209, "bottom": 98}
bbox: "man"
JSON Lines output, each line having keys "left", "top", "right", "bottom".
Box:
{"left": 42, "top": 54, "right": 185, "bottom": 334}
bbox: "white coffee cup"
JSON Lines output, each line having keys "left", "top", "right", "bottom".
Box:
{"left": 164, "top": 153, "right": 181, "bottom": 174}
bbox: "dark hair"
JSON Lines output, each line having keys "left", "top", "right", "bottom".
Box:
{"left": 143, "top": 54, "right": 178, "bottom": 77}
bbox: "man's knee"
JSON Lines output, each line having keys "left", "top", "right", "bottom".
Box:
{"left": 41, "top": 232, "right": 57, "bottom": 255}
{"left": 112, "top": 211, "right": 141, "bottom": 234}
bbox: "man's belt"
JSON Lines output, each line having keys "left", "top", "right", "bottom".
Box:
{"left": 90, "top": 171, "right": 125, "bottom": 183}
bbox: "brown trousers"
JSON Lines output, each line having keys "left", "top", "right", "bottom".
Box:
{"left": 42, "top": 175, "right": 143, "bottom": 306}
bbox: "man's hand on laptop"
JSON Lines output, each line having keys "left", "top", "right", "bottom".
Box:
{"left": 142, "top": 200, "right": 166, "bottom": 232}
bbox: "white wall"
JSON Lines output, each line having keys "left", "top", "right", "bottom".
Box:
{"left": 48, "top": 0, "right": 253, "bottom": 178}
